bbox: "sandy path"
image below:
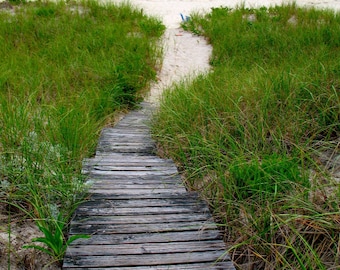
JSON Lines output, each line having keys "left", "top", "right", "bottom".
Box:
{"left": 108, "top": 0, "right": 340, "bottom": 103}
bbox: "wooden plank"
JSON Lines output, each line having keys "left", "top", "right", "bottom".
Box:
{"left": 84, "top": 160, "right": 175, "bottom": 166}
{"left": 88, "top": 192, "right": 198, "bottom": 200}
{"left": 75, "top": 204, "right": 211, "bottom": 216}
{"left": 83, "top": 168, "right": 178, "bottom": 175}
{"left": 78, "top": 198, "right": 203, "bottom": 208}
{"left": 103, "top": 127, "right": 150, "bottom": 133}
{"left": 64, "top": 262, "right": 235, "bottom": 270}
{"left": 99, "top": 132, "right": 151, "bottom": 136}
{"left": 69, "top": 230, "right": 223, "bottom": 244}
{"left": 100, "top": 132, "right": 151, "bottom": 137}
{"left": 83, "top": 154, "right": 175, "bottom": 162}
{"left": 95, "top": 152, "right": 161, "bottom": 158}
{"left": 72, "top": 213, "right": 212, "bottom": 224}
{"left": 96, "top": 148, "right": 155, "bottom": 154}
{"left": 85, "top": 177, "right": 182, "bottom": 184}
{"left": 65, "top": 241, "right": 226, "bottom": 256}
{"left": 88, "top": 184, "right": 185, "bottom": 190}
{"left": 87, "top": 189, "right": 187, "bottom": 195}
{"left": 114, "top": 122, "right": 150, "bottom": 127}
{"left": 95, "top": 148, "right": 155, "bottom": 153}
{"left": 85, "top": 181, "right": 184, "bottom": 188}
{"left": 101, "top": 126, "right": 150, "bottom": 131}
{"left": 98, "top": 139, "right": 153, "bottom": 144}
{"left": 87, "top": 173, "right": 182, "bottom": 179}
{"left": 73, "top": 210, "right": 212, "bottom": 224}
{"left": 88, "top": 170, "right": 179, "bottom": 176}
{"left": 87, "top": 188, "right": 187, "bottom": 195}
{"left": 86, "top": 182, "right": 184, "bottom": 188}
{"left": 69, "top": 221, "right": 217, "bottom": 234}
{"left": 87, "top": 181, "right": 183, "bottom": 187}
{"left": 86, "top": 163, "right": 176, "bottom": 168}
{"left": 63, "top": 250, "right": 230, "bottom": 267}
{"left": 98, "top": 140, "right": 151, "bottom": 144}
{"left": 84, "top": 163, "right": 176, "bottom": 169}
{"left": 97, "top": 143, "right": 154, "bottom": 148}
{"left": 88, "top": 180, "right": 182, "bottom": 185}
{"left": 86, "top": 174, "right": 183, "bottom": 181}
{"left": 115, "top": 117, "right": 150, "bottom": 122}
{"left": 89, "top": 166, "right": 178, "bottom": 172}
{"left": 97, "top": 143, "right": 155, "bottom": 148}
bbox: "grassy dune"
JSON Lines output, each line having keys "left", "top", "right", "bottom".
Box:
{"left": 153, "top": 4, "right": 340, "bottom": 269}
{"left": 0, "top": 0, "right": 164, "bottom": 265}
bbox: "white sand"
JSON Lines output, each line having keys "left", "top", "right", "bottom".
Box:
{"left": 106, "top": 0, "right": 340, "bottom": 103}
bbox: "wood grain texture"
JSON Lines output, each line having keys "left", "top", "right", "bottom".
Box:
{"left": 63, "top": 102, "right": 235, "bottom": 269}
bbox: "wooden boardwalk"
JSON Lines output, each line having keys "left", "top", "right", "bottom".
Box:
{"left": 63, "top": 102, "right": 235, "bottom": 269}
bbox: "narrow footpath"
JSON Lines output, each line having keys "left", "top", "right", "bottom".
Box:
{"left": 63, "top": 1, "right": 233, "bottom": 268}
{"left": 63, "top": 102, "right": 235, "bottom": 269}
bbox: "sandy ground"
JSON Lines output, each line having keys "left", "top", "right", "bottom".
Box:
{"left": 108, "top": 0, "right": 340, "bottom": 102}
{"left": 0, "top": 0, "right": 339, "bottom": 269}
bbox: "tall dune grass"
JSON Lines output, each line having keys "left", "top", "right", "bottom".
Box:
{"left": 0, "top": 0, "right": 164, "bottom": 265}
{"left": 153, "top": 4, "right": 339, "bottom": 269}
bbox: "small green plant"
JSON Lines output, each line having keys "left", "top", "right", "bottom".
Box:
{"left": 24, "top": 214, "right": 90, "bottom": 265}
{"left": 229, "top": 154, "right": 310, "bottom": 201}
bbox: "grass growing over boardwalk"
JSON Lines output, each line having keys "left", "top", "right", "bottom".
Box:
{"left": 152, "top": 4, "right": 340, "bottom": 269}
{"left": 0, "top": 0, "right": 164, "bottom": 266}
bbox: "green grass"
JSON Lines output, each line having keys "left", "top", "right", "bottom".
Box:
{"left": 152, "top": 4, "right": 339, "bottom": 269}
{"left": 0, "top": 0, "right": 164, "bottom": 266}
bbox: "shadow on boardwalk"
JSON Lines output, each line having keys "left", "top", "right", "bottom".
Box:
{"left": 63, "top": 102, "right": 235, "bottom": 269}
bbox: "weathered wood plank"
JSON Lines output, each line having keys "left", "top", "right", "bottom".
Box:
{"left": 69, "top": 230, "right": 223, "bottom": 244}
{"left": 115, "top": 117, "right": 150, "bottom": 123}
{"left": 83, "top": 163, "right": 176, "bottom": 170}
{"left": 87, "top": 188, "right": 187, "bottom": 195}
{"left": 87, "top": 189, "right": 187, "bottom": 195}
{"left": 78, "top": 197, "right": 203, "bottom": 208}
{"left": 88, "top": 170, "right": 179, "bottom": 176}
{"left": 63, "top": 250, "right": 230, "bottom": 267}
{"left": 95, "top": 152, "right": 160, "bottom": 158}
{"left": 88, "top": 184, "right": 185, "bottom": 190}
{"left": 75, "top": 204, "right": 211, "bottom": 216}
{"left": 87, "top": 192, "right": 198, "bottom": 200}
{"left": 100, "top": 133, "right": 150, "bottom": 137}
{"left": 114, "top": 122, "right": 150, "bottom": 127}
{"left": 88, "top": 179, "right": 179, "bottom": 187}
{"left": 89, "top": 166, "right": 178, "bottom": 172}
{"left": 64, "top": 262, "right": 235, "bottom": 270}
{"left": 66, "top": 241, "right": 226, "bottom": 256}
{"left": 69, "top": 220, "right": 217, "bottom": 234}
{"left": 98, "top": 140, "right": 152, "bottom": 144}
{"left": 88, "top": 180, "right": 182, "bottom": 186}
{"left": 83, "top": 169, "right": 179, "bottom": 176}
{"left": 87, "top": 174, "right": 180, "bottom": 180}
{"left": 95, "top": 148, "right": 156, "bottom": 153}
{"left": 99, "top": 132, "right": 151, "bottom": 138}
{"left": 84, "top": 157, "right": 174, "bottom": 164}
{"left": 72, "top": 213, "right": 212, "bottom": 224}
{"left": 102, "top": 128, "right": 150, "bottom": 134}
{"left": 97, "top": 144, "right": 155, "bottom": 149}
{"left": 86, "top": 174, "right": 183, "bottom": 181}
{"left": 98, "top": 141, "right": 154, "bottom": 146}
{"left": 84, "top": 160, "right": 175, "bottom": 167}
